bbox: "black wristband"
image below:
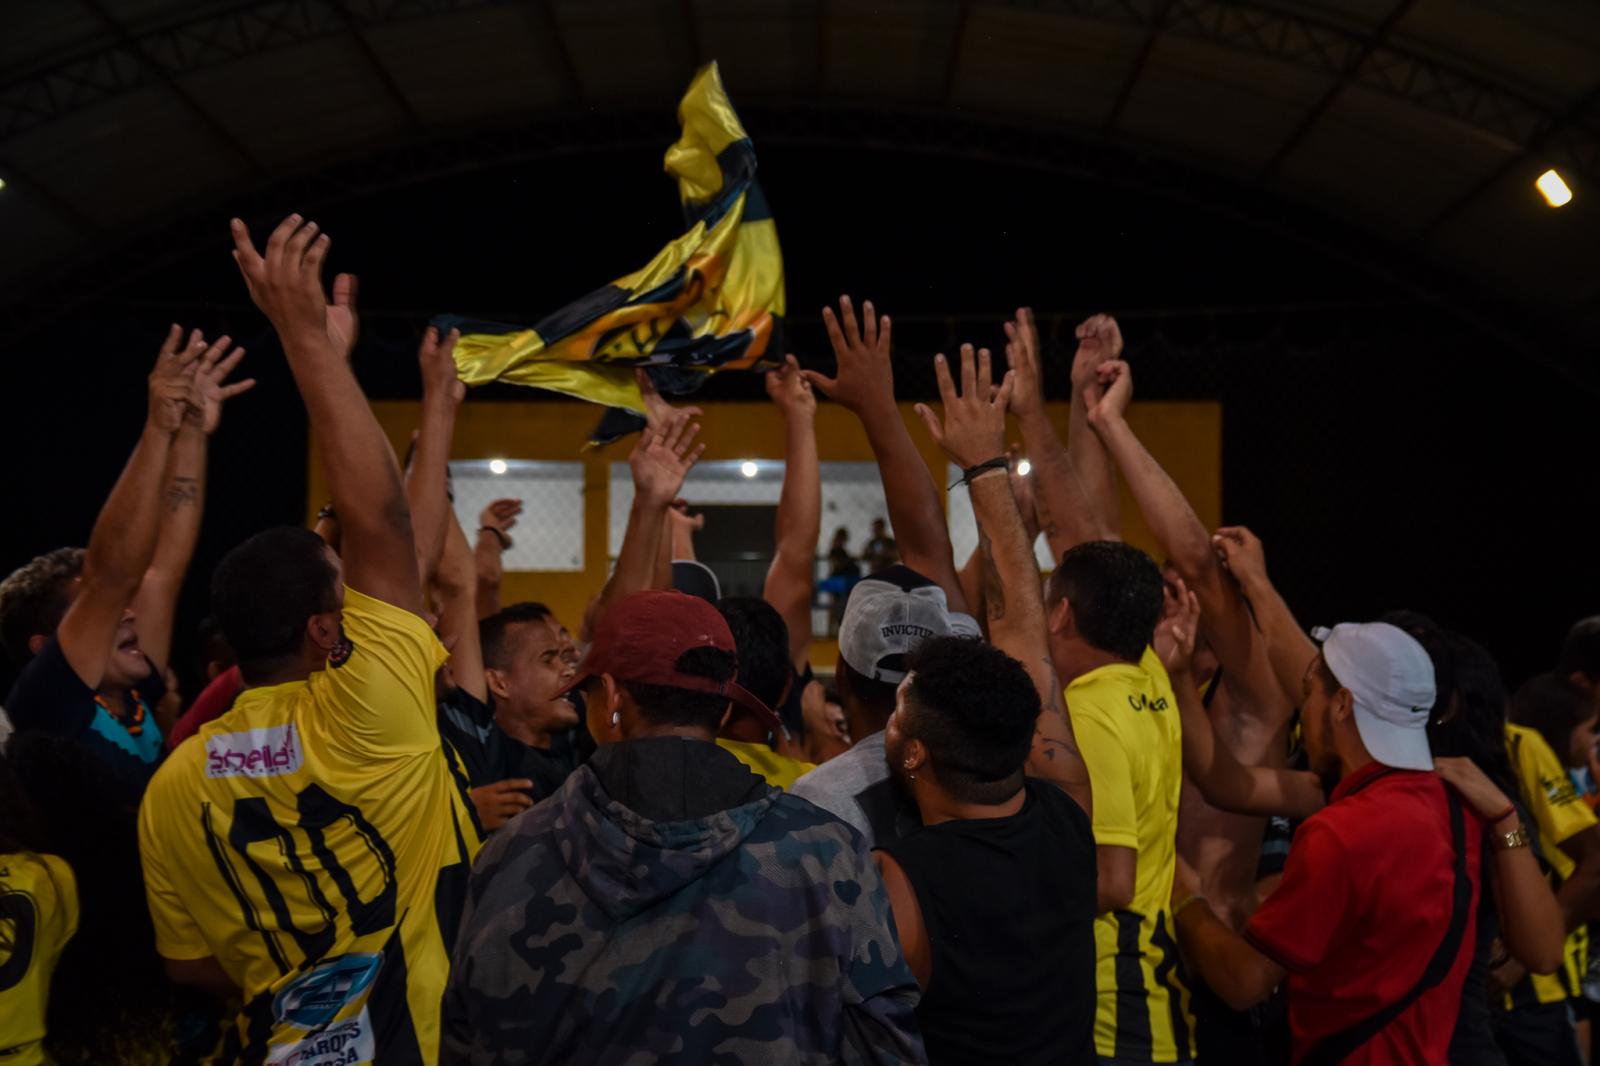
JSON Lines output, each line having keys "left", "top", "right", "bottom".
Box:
{"left": 950, "top": 456, "right": 1010, "bottom": 489}
{"left": 478, "top": 526, "right": 512, "bottom": 550}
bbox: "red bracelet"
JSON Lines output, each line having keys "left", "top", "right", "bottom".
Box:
{"left": 1489, "top": 804, "right": 1516, "bottom": 825}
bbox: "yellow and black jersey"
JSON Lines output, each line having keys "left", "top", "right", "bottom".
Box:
{"left": 1502, "top": 722, "right": 1597, "bottom": 1010}
{"left": 1068, "top": 647, "right": 1196, "bottom": 1063}
{"left": 0, "top": 851, "right": 78, "bottom": 1066}
{"left": 139, "top": 588, "right": 480, "bottom": 1065}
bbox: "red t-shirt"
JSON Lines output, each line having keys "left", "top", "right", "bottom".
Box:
{"left": 163, "top": 665, "right": 243, "bottom": 752}
{"left": 1245, "top": 762, "right": 1483, "bottom": 1065}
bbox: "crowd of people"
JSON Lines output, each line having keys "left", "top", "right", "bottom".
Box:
{"left": 0, "top": 212, "right": 1597, "bottom": 1066}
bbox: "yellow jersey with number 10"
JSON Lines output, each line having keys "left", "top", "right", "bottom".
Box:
{"left": 139, "top": 588, "right": 480, "bottom": 1065}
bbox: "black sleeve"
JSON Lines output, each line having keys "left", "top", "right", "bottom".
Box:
{"left": 4, "top": 637, "right": 96, "bottom": 737}
{"left": 437, "top": 689, "right": 501, "bottom": 788}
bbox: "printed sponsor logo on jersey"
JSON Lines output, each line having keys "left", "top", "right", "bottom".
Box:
{"left": 1543, "top": 773, "right": 1581, "bottom": 807}
{"left": 205, "top": 722, "right": 303, "bottom": 779}
{"left": 273, "top": 953, "right": 382, "bottom": 1029}
{"left": 1126, "top": 693, "right": 1171, "bottom": 712}
{"left": 266, "top": 1008, "right": 375, "bottom": 1066}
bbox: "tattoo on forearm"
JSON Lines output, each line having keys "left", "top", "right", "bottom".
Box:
{"left": 167, "top": 476, "right": 199, "bottom": 513}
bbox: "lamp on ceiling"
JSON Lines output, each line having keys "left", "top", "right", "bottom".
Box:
{"left": 1536, "top": 169, "right": 1573, "bottom": 208}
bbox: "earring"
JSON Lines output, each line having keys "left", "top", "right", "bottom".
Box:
{"left": 610, "top": 710, "right": 621, "bottom": 727}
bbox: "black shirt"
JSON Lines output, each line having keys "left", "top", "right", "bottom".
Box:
{"left": 883, "top": 779, "right": 1097, "bottom": 1065}
{"left": 436, "top": 688, "right": 580, "bottom": 804}
{"left": 4, "top": 636, "right": 165, "bottom": 804}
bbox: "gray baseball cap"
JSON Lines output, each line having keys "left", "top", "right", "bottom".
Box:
{"left": 838, "top": 565, "right": 982, "bottom": 684}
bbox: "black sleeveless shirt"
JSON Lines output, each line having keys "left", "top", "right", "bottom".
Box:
{"left": 883, "top": 779, "right": 1097, "bottom": 1064}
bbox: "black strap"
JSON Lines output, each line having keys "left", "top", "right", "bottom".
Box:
{"left": 1299, "top": 784, "right": 1472, "bottom": 1066}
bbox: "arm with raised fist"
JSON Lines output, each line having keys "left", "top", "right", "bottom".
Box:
{"left": 763, "top": 355, "right": 821, "bottom": 669}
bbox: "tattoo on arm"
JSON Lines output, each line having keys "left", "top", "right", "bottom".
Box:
{"left": 166, "top": 476, "right": 199, "bottom": 513}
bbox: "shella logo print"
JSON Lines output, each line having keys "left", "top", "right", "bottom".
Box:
{"left": 205, "top": 722, "right": 304, "bottom": 779}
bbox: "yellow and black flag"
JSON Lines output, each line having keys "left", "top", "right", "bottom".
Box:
{"left": 437, "top": 62, "right": 784, "bottom": 443}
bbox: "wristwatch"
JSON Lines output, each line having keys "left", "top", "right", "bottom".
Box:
{"left": 1495, "top": 824, "right": 1531, "bottom": 851}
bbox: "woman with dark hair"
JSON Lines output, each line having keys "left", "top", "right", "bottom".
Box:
{"left": 1389, "top": 618, "right": 1566, "bottom": 1066}
{"left": 0, "top": 746, "right": 79, "bottom": 1066}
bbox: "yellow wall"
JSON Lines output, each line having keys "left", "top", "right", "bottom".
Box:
{"left": 308, "top": 400, "right": 1221, "bottom": 670}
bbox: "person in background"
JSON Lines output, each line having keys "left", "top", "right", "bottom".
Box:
{"left": 715, "top": 597, "right": 815, "bottom": 789}
{"left": 1176, "top": 622, "right": 1492, "bottom": 1065}
{"left": 0, "top": 748, "right": 79, "bottom": 1066}
{"left": 862, "top": 518, "right": 899, "bottom": 574}
{"left": 1494, "top": 672, "right": 1600, "bottom": 1065}
{"left": 0, "top": 329, "right": 252, "bottom": 801}
{"left": 444, "top": 589, "right": 926, "bottom": 1064}
{"left": 827, "top": 527, "right": 860, "bottom": 582}
{"left": 479, "top": 602, "right": 581, "bottom": 801}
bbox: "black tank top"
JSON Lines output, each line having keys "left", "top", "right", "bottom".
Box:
{"left": 883, "top": 779, "right": 1097, "bottom": 1065}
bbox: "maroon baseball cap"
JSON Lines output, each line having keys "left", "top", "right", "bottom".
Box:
{"left": 560, "top": 590, "right": 783, "bottom": 734}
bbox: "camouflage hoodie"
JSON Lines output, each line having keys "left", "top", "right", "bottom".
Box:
{"left": 443, "top": 736, "right": 926, "bottom": 1065}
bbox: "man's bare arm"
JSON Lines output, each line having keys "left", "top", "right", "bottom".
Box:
{"left": 231, "top": 215, "right": 421, "bottom": 613}
{"left": 763, "top": 355, "right": 821, "bottom": 667}
{"left": 436, "top": 517, "right": 487, "bottom": 704}
{"left": 803, "top": 296, "right": 969, "bottom": 613}
{"left": 474, "top": 499, "right": 520, "bottom": 620}
{"left": 915, "top": 343, "right": 1092, "bottom": 817}
{"left": 405, "top": 331, "right": 466, "bottom": 589}
{"left": 56, "top": 329, "right": 208, "bottom": 689}
{"left": 1212, "top": 526, "right": 1319, "bottom": 712}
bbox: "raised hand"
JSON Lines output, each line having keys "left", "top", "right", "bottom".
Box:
{"left": 327, "top": 272, "right": 360, "bottom": 361}
{"left": 1212, "top": 525, "right": 1269, "bottom": 592}
{"left": 669, "top": 499, "right": 706, "bottom": 532}
{"left": 915, "top": 344, "right": 1015, "bottom": 470}
{"left": 1007, "top": 444, "right": 1041, "bottom": 543}
{"left": 229, "top": 214, "right": 335, "bottom": 345}
{"left": 635, "top": 368, "right": 703, "bottom": 431}
{"left": 801, "top": 296, "right": 893, "bottom": 415}
{"left": 419, "top": 326, "right": 466, "bottom": 406}
{"left": 479, "top": 499, "right": 523, "bottom": 547}
{"left": 1154, "top": 575, "right": 1202, "bottom": 675}
{"left": 764, "top": 354, "right": 816, "bottom": 421}
{"left": 1085, "top": 359, "right": 1133, "bottom": 428}
{"left": 1003, "top": 307, "right": 1047, "bottom": 421}
{"left": 184, "top": 334, "right": 255, "bottom": 435}
{"left": 148, "top": 326, "right": 208, "bottom": 434}
{"left": 1072, "top": 313, "right": 1123, "bottom": 408}
{"left": 629, "top": 409, "right": 705, "bottom": 508}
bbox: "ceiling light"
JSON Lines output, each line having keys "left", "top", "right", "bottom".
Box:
{"left": 488, "top": 458, "right": 508, "bottom": 475}
{"left": 0, "top": 178, "right": 7, "bottom": 192}
{"left": 1016, "top": 459, "right": 1032, "bottom": 477}
{"left": 740, "top": 460, "right": 759, "bottom": 478}
{"left": 1537, "top": 169, "right": 1572, "bottom": 208}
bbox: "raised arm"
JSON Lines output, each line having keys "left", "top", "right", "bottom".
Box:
{"left": 763, "top": 355, "right": 821, "bottom": 668}
{"left": 1211, "top": 526, "right": 1319, "bottom": 712}
{"left": 915, "top": 344, "right": 1092, "bottom": 817}
{"left": 1157, "top": 581, "right": 1323, "bottom": 819}
{"left": 1087, "top": 361, "right": 1268, "bottom": 698}
{"left": 231, "top": 214, "right": 422, "bottom": 613}
{"left": 1435, "top": 757, "right": 1564, "bottom": 975}
{"left": 802, "top": 296, "right": 968, "bottom": 614}
{"left": 406, "top": 330, "right": 467, "bottom": 589}
{"left": 54, "top": 329, "right": 202, "bottom": 689}
{"left": 1003, "top": 308, "right": 1115, "bottom": 560}
{"left": 474, "top": 499, "right": 521, "bottom": 620}
{"left": 436, "top": 516, "right": 487, "bottom": 704}
{"left": 130, "top": 336, "right": 254, "bottom": 675}
{"left": 588, "top": 411, "right": 703, "bottom": 634}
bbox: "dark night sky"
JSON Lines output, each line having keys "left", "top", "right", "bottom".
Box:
{"left": 2, "top": 131, "right": 1593, "bottom": 695}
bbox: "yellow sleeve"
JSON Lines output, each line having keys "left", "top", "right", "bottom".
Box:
{"left": 1071, "top": 699, "right": 1139, "bottom": 850}
{"left": 310, "top": 586, "right": 450, "bottom": 757}
{"left": 1514, "top": 728, "right": 1598, "bottom": 850}
{"left": 137, "top": 781, "right": 212, "bottom": 961}
{"left": 38, "top": 854, "right": 79, "bottom": 950}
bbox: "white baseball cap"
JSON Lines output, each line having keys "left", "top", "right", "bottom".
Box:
{"left": 1311, "top": 622, "right": 1437, "bottom": 772}
{"left": 838, "top": 565, "right": 981, "bottom": 683}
